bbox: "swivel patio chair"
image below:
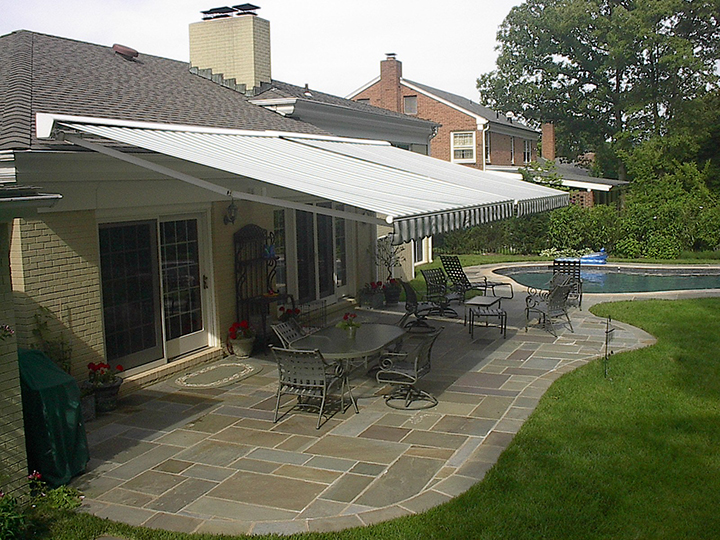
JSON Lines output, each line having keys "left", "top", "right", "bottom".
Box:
{"left": 525, "top": 282, "right": 574, "bottom": 337}
{"left": 396, "top": 279, "right": 437, "bottom": 333}
{"left": 440, "top": 254, "right": 513, "bottom": 299}
{"left": 420, "top": 268, "right": 461, "bottom": 317}
{"left": 270, "top": 346, "right": 358, "bottom": 429}
{"left": 376, "top": 327, "right": 443, "bottom": 409}
{"left": 271, "top": 321, "right": 305, "bottom": 348}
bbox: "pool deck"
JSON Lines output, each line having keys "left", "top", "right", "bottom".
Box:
{"left": 72, "top": 264, "right": 720, "bottom": 536}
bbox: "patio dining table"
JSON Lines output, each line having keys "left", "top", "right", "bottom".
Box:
{"left": 290, "top": 323, "right": 406, "bottom": 367}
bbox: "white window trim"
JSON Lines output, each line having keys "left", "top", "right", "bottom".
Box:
{"left": 484, "top": 131, "right": 491, "bottom": 164}
{"left": 523, "top": 139, "right": 532, "bottom": 163}
{"left": 451, "top": 131, "right": 476, "bottom": 164}
{"left": 510, "top": 136, "right": 515, "bottom": 165}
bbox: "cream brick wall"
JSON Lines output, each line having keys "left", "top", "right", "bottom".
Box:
{"left": 11, "top": 212, "right": 105, "bottom": 381}
{"left": 0, "top": 222, "right": 28, "bottom": 496}
{"left": 189, "top": 14, "right": 271, "bottom": 91}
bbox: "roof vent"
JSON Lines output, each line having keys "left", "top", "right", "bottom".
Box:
{"left": 112, "top": 44, "right": 139, "bottom": 61}
{"left": 386, "top": 53, "right": 397, "bottom": 60}
{"left": 303, "top": 83, "right": 312, "bottom": 97}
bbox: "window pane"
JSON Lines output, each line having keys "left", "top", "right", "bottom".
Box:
{"left": 453, "top": 132, "right": 473, "bottom": 147}
{"left": 403, "top": 95, "right": 418, "bottom": 115}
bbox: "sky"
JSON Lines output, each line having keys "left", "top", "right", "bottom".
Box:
{"left": 1, "top": 0, "right": 522, "bottom": 102}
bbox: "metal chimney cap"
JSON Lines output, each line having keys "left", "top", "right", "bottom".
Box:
{"left": 233, "top": 3, "right": 260, "bottom": 13}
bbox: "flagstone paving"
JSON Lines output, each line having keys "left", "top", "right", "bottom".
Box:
{"left": 73, "top": 266, "right": 720, "bottom": 536}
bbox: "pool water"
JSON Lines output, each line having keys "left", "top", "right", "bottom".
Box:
{"left": 498, "top": 268, "right": 720, "bottom": 294}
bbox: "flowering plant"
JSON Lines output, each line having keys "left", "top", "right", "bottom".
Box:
{"left": 336, "top": 312, "right": 361, "bottom": 330}
{"left": 361, "top": 281, "right": 384, "bottom": 295}
{"left": 228, "top": 320, "right": 255, "bottom": 340}
{"left": 87, "top": 362, "right": 124, "bottom": 387}
{"left": 383, "top": 278, "right": 401, "bottom": 291}
{"left": 278, "top": 306, "right": 301, "bottom": 322}
{"left": 0, "top": 324, "right": 14, "bottom": 341}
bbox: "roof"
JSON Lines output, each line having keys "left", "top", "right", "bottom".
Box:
{"left": 402, "top": 79, "right": 539, "bottom": 135}
{"left": 39, "top": 114, "right": 568, "bottom": 243}
{"left": 254, "top": 80, "right": 438, "bottom": 127}
{"left": 0, "top": 30, "right": 324, "bottom": 151}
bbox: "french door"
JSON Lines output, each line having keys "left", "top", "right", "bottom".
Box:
{"left": 99, "top": 215, "right": 209, "bottom": 370}
{"left": 294, "top": 204, "right": 348, "bottom": 304}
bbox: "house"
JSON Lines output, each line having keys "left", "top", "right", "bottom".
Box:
{"left": 490, "top": 123, "right": 628, "bottom": 208}
{"left": 0, "top": 7, "right": 566, "bottom": 404}
{"left": 348, "top": 54, "right": 540, "bottom": 171}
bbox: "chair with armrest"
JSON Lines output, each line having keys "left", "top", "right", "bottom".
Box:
{"left": 397, "top": 279, "right": 437, "bottom": 333}
{"left": 376, "top": 327, "right": 443, "bottom": 409}
{"left": 420, "top": 268, "right": 460, "bottom": 317}
{"left": 525, "top": 282, "right": 574, "bottom": 337}
{"left": 440, "top": 254, "right": 513, "bottom": 299}
{"left": 270, "top": 346, "right": 358, "bottom": 429}
{"left": 271, "top": 321, "right": 305, "bottom": 348}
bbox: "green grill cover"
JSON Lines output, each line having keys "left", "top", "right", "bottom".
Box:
{"left": 18, "top": 348, "right": 89, "bottom": 488}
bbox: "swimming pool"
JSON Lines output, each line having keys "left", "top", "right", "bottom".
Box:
{"left": 495, "top": 266, "right": 720, "bottom": 294}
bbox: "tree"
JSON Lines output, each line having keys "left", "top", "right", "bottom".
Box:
{"left": 477, "top": 0, "right": 720, "bottom": 176}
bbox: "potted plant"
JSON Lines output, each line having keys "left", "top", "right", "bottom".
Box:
{"left": 336, "top": 312, "right": 361, "bottom": 339}
{"left": 383, "top": 278, "right": 402, "bottom": 305}
{"left": 358, "top": 281, "right": 385, "bottom": 309}
{"left": 277, "top": 305, "right": 301, "bottom": 322}
{"left": 227, "top": 320, "right": 256, "bottom": 357}
{"left": 85, "top": 362, "right": 124, "bottom": 413}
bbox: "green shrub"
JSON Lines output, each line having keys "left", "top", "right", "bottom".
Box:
{"left": 643, "top": 233, "right": 682, "bottom": 259}
{"left": 614, "top": 237, "right": 643, "bottom": 258}
{"left": 0, "top": 493, "right": 26, "bottom": 540}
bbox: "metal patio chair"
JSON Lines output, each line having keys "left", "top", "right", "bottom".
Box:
{"left": 376, "top": 327, "right": 443, "bottom": 409}
{"left": 440, "top": 254, "right": 513, "bottom": 299}
{"left": 553, "top": 258, "right": 583, "bottom": 308}
{"left": 271, "top": 321, "right": 305, "bottom": 348}
{"left": 396, "top": 279, "right": 437, "bottom": 333}
{"left": 525, "top": 282, "right": 574, "bottom": 337}
{"left": 270, "top": 346, "right": 358, "bottom": 429}
{"left": 420, "top": 268, "right": 461, "bottom": 317}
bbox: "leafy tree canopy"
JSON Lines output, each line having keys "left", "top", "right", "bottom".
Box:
{"left": 478, "top": 0, "right": 720, "bottom": 166}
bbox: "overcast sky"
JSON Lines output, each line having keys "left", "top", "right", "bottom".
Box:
{"left": 1, "top": 0, "right": 522, "bottom": 102}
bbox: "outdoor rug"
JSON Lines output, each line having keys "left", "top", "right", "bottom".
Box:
{"left": 174, "top": 359, "right": 263, "bottom": 389}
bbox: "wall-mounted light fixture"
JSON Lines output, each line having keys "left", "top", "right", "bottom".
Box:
{"left": 223, "top": 199, "right": 238, "bottom": 225}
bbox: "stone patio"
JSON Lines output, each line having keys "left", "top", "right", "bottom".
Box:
{"left": 72, "top": 266, "right": 718, "bottom": 536}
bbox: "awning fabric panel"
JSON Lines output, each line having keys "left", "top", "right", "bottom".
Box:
{"left": 52, "top": 118, "right": 567, "bottom": 243}
{"left": 291, "top": 138, "right": 568, "bottom": 217}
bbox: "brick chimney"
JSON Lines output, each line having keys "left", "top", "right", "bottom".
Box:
{"left": 189, "top": 5, "right": 271, "bottom": 94}
{"left": 379, "top": 53, "right": 402, "bottom": 113}
{"left": 541, "top": 122, "right": 556, "bottom": 161}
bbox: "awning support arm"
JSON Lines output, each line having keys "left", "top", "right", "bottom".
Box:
{"left": 58, "top": 133, "right": 387, "bottom": 226}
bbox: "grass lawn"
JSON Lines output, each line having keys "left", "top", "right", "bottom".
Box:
{"left": 28, "top": 297, "right": 720, "bottom": 539}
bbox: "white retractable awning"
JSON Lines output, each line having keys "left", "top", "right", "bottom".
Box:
{"left": 37, "top": 114, "right": 568, "bottom": 243}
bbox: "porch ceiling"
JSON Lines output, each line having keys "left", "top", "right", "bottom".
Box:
{"left": 37, "top": 113, "right": 568, "bottom": 243}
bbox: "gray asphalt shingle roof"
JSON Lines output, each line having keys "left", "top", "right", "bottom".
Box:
{"left": 405, "top": 79, "right": 539, "bottom": 134}
{"left": 0, "top": 30, "right": 325, "bottom": 151}
{"left": 255, "top": 80, "right": 438, "bottom": 127}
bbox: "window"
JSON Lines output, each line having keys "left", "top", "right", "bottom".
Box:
{"left": 523, "top": 140, "right": 532, "bottom": 163}
{"left": 510, "top": 136, "right": 515, "bottom": 164}
{"left": 403, "top": 95, "right": 418, "bottom": 115}
{"left": 451, "top": 131, "right": 475, "bottom": 163}
{"left": 484, "top": 131, "right": 491, "bottom": 163}
{"left": 413, "top": 238, "right": 424, "bottom": 264}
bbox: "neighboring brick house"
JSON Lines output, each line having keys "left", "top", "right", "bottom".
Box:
{"left": 348, "top": 54, "right": 539, "bottom": 170}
